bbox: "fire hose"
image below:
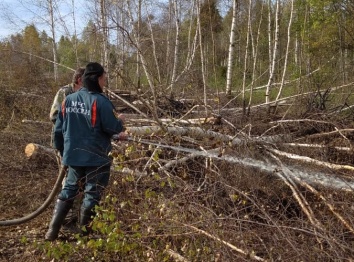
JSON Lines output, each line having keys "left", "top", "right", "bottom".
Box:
{"left": 0, "top": 165, "right": 67, "bottom": 226}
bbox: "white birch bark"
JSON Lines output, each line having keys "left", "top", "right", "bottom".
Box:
{"left": 196, "top": 0, "right": 207, "bottom": 114}
{"left": 113, "top": 0, "right": 127, "bottom": 89}
{"left": 241, "top": 0, "right": 252, "bottom": 114}
{"left": 275, "top": 0, "right": 294, "bottom": 103}
{"left": 225, "top": 0, "right": 237, "bottom": 96}
{"left": 136, "top": 0, "right": 142, "bottom": 88}
{"left": 267, "top": 147, "right": 354, "bottom": 172}
{"left": 48, "top": 0, "right": 58, "bottom": 81}
{"left": 165, "top": 1, "right": 172, "bottom": 83}
{"left": 120, "top": 134, "right": 354, "bottom": 191}
{"left": 168, "top": 0, "right": 181, "bottom": 92}
{"left": 247, "top": 2, "right": 265, "bottom": 115}
{"left": 265, "top": 0, "right": 280, "bottom": 105}
{"left": 126, "top": 0, "right": 161, "bottom": 123}
{"left": 143, "top": 0, "right": 161, "bottom": 83}
{"left": 71, "top": 0, "right": 79, "bottom": 66}
{"left": 100, "top": 0, "right": 109, "bottom": 82}
{"left": 167, "top": 1, "right": 198, "bottom": 90}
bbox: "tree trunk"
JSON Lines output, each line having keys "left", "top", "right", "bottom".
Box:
{"left": 275, "top": 0, "right": 294, "bottom": 103}
{"left": 225, "top": 0, "right": 238, "bottom": 96}
{"left": 265, "top": 0, "right": 280, "bottom": 106}
{"left": 241, "top": 0, "right": 252, "bottom": 115}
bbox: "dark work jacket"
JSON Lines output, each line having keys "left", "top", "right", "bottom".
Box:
{"left": 53, "top": 87, "right": 124, "bottom": 167}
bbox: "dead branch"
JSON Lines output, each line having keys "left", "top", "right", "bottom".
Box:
{"left": 165, "top": 249, "right": 190, "bottom": 262}
{"left": 267, "top": 147, "right": 354, "bottom": 171}
{"left": 269, "top": 153, "right": 324, "bottom": 230}
{"left": 294, "top": 177, "right": 354, "bottom": 234}
{"left": 283, "top": 143, "right": 352, "bottom": 152}
{"left": 174, "top": 220, "right": 266, "bottom": 261}
{"left": 159, "top": 148, "right": 221, "bottom": 172}
{"left": 106, "top": 89, "right": 149, "bottom": 118}
{"left": 269, "top": 119, "right": 335, "bottom": 126}
{"left": 295, "top": 129, "right": 354, "bottom": 141}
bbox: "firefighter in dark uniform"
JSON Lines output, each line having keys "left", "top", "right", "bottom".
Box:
{"left": 45, "top": 62, "right": 126, "bottom": 241}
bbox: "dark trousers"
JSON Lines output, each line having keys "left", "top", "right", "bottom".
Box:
{"left": 59, "top": 165, "right": 110, "bottom": 212}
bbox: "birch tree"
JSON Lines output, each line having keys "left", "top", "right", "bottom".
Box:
{"left": 225, "top": 0, "right": 238, "bottom": 96}
{"left": 136, "top": 0, "right": 142, "bottom": 89}
{"left": 197, "top": 0, "right": 207, "bottom": 113}
{"left": 47, "top": 0, "right": 58, "bottom": 81}
{"left": 99, "top": 0, "right": 109, "bottom": 76}
{"left": 143, "top": 1, "right": 162, "bottom": 84}
{"left": 247, "top": 1, "right": 265, "bottom": 115}
{"left": 126, "top": 0, "right": 157, "bottom": 103}
{"left": 275, "top": 0, "right": 294, "bottom": 103}
{"left": 167, "top": 0, "right": 199, "bottom": 91}
{"left": 265, "top": 0, "right": 280, "bottom": 106}
{"left": 71, "top": 0, "right": 79, "bottom": 66}
{"left": 168, "top": 0, "right": 181, "bottom": 93}
{"left": 241, "top": 0, "right": 252, "bottom": 114}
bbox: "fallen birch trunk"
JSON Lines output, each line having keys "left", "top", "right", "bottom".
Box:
{"left": 267, "top": 147, "right": 354, "bottom": 171}
{"left": 116, "top": 140, "right": 354, "bottom": 191}
{"left": 283, "top": 143, "right": 352, "bottom": 152}
{"left": 127, "top": 126, "right": 291, "bottom": 145}
{"left": 128, "top": 117, "right": 219, "bottom": 126}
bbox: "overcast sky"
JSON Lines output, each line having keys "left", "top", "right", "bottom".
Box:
{"left": 0, "top": 0, "right": 86, "bottom": 41}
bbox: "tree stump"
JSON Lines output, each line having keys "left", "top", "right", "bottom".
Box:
{"left": 25, "top": 143, "right": 56, "bottom": 159}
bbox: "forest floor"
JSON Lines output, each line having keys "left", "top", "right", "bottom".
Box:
{"left": 1, "top": 93, "right": 354, "bottom": 261}
{"left": 0, "top": 120, "right": 58, "bottom": 262}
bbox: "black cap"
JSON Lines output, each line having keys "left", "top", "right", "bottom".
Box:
{"left": 84, "top": 62, "right": 104, "bottom": 77}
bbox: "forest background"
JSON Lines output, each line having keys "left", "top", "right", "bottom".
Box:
{"left": 1, "top": 0, "right": 354, "bottom": 261}
{"left": 2, "top": 0, "right": 354, "bottom": 106}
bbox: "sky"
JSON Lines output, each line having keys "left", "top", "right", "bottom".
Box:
{"left": 0, "top": 0, "right": 87, "bottom": 41}
{"left": 0, "top": 0, "right": 232, "bottom": 41}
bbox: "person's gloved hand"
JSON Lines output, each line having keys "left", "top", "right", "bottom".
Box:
{"left": 112, "top": 132, "right": 128, "bottom": 141}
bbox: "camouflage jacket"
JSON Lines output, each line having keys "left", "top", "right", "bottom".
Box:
{"left": 49, "top": 84, "right": 74, "bottom": 124}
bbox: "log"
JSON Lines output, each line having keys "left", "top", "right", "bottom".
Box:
{"left": 128, "top": 116, "right": 219, "bottom": 126}
{"left": 126, "top": 125, "right": 290, "bottom": 145}
{"left": 22, "top": 119, "right": 51, "bottom": 125}
{"left": 25, "top": 143, "right": 56, "bottom": 159}
{"left": 267, "top": 147, "right": 354, "bottom": 171}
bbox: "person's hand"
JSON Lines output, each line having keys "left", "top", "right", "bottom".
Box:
{"left": 117, "top": 132, "right": 128, "bottom": 141}
{"left": 118, "top": 114, "right": 125, "bottom": 123}
{"left": 112, "top": 132, "right": 128, "bottom": 141}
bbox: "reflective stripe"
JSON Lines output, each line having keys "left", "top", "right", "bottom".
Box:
{"left": 61, "top": 99, "right": 66, "bottom": 118}
{"left": 91, "top": 100, "right": 97, "bottom": 126}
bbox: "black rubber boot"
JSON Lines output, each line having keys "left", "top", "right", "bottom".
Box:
{"left": 45, "top": 199, "right": 73, "bottom": 241}
{"left": 79, "top": 207, "right": 95, "bottom": 237}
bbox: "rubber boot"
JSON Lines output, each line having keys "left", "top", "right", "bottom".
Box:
{"left": 45, "top": 199, "right": 73, "bottom": 241}
{"left": 79, "top": 207, "right": 95, "bottom": 237}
